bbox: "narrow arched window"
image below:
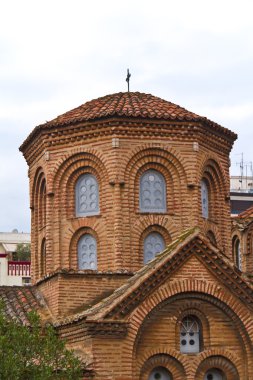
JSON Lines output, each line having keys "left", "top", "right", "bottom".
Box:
{"left": 204, "top": 368, "right": 225, "bottom": 380}
{"left": 233, "top": 237, "right": 241, "bottom": 270}
{"left": 75, "top": 174, "right": 99, "bottom": 216}
{"left": 140, "top": 170, "right": 166, "bottom": 213}
{"left": 148, "top": 367, "right": 172, "bottom": 380}
{"left": 41, "top": 238, "right": 46, "bottom": 277}
{"left": 201, "top": 179, "right": 209, "bottom": 219}
{"left": 78, "top": 234, "right": 97, "bottom": 270}
{"left": 144, "top": 232, "right": 166, "bottom": 264}
{"left": 180, "top": 315, "right": 200, "bottom": 353}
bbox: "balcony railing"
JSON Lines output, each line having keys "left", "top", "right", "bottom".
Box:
{"left": 8, "top": 261, "right": 31, "bottom": 277}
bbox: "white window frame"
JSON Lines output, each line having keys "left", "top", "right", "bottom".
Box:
{"left": 78, "top": 234, "right": 97, "bottom": 270}
{"left": 144, "top": 232, "right": 166, "bottom": 264}
{"left": 139, "top": 169, "right": 166, "bottom": 213}
{"left": 75, "top": 173, "right": 99, "bottom": 217}
{"left": 180, "top": 315, "right": 200, "bottom": 354}
{"left": 201, "top": 179, "right": 209, "bottom": 219}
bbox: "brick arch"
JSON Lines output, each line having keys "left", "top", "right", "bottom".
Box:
{"left": 202, "top": 224, "right": 222, "bottom": 249}
{"left": 128, "top": 281, "right": 253, "bottom": 365}
{"left": 140, "top": 225, "right": 171, "bottom": 266}
{"left": 131, "top": 214, "right": 178, "bottom": 269}
{"left": 175, "top": 305, "right": 211, "bottom": 351}
{"left": 198, "top": 155, "right": 229, "bottom": 195}
{"left": 54, "top": 152, "right": 109, "bottom": 217}
{"left": 246, "top": 221, "right": 253, "bottom": 255}
{"left": 67, "top": 218, "right": 108, "bottom": 269}
{"left": 124, "top": 145, "right": 188, "bottom": 183}
{"left": 195, "top": 353, "right": 240, "bottom": 380}
{"left": 51, "top": 148, "right": 109, "bottom": 189}
{"left": 65, "top": 166, "right": 102, "bottom": 220}
{"left": 31, "top": 166, "right": 47, "bottom": 207}
{"left": 31, "top": 167, "right": 47, "bottom": 280}
{"left": 199, "top": 159, "right": 226, "bottom": 219}
{"left": 123, "top": 147, "right": 188, "bottom": 214}
{"left": 198, "top": 158, "right": 230, "bottom": 255}
{"left": 49, "top": 152, "right": 111, "bottom": 270}
{"left": 69, "top": 226, "right": 99, "bottom": 270}
{"left": 138, "top": 352, "right": 186, "bottom": 380}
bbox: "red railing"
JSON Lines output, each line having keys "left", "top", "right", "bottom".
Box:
{"left": 8, "top": 261, "right": 31, "bottom": 277}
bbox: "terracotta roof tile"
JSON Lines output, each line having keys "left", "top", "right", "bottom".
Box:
{"left": 44, "top": 92, "right": 202, "bottom": 126}
{"left": 0, "top": 286, "right": 45, "bottom": 325}
{"left": 20, "top": 92, "right": 237, "bottom": 152}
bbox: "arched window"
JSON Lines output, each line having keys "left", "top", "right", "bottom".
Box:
{"left": 75, "top": 174, "right": 99, "bottom": 217}
{"left": 41, "top": 238, "right": 46, "bottom": 276}
{"left": 148, "top": 367, "right": 172, "bottom": 380}
{"left": 180, "top": 315, "right": 200, "bottom": 353}
{"left": 201, "top": 179, "right": 209, "bottom": 219}
{"left": 204, "top": 368, "right": 225, "bottom": 380}
{"left": 140, "top": 170, "right": 166, "bottom": 213}
{"left": 233, "top": 237, "right": 241, "bottom": 270}
{"left": 78, "top": 234, "right": 97, "bottom": 270}
{"left": 144, "top": 232, "right": 166, "bottom": 264}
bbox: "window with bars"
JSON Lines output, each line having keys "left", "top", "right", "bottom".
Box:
{"left": 78, "top": 234, "right": 97, "bottom": 270}
{"left": 140, "top": 170, "right": 166, "bottom": 213}
{"left": 180, "top": 315, "right": 200, "bottom": 353}
{"left": 144, "top": 232, "right": 166, "bottom": 264}
{"left": 201, "top": 180, "right": 209, "bottom": 219}
{"left": 75, "top": 174, "right": 99, "bottom": 216}
{"left": 233, "top": 237, "right": 242, "bottom": 270}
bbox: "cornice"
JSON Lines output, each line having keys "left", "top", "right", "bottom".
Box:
{"left": 20, "top": 118, "right": 235, "bottom": 166}
{"left": 36, "top": 268, "right": 133, "bottom": 286}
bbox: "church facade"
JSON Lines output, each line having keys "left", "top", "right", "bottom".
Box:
{"left": 18, "top": 92, "right": 253, "bottom": 379}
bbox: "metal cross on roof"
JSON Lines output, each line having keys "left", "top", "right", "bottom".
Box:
{"left": 126, "top": 69, "right": 131, "bottom": 92}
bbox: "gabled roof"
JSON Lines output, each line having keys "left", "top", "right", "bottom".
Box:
{"left": 0, "top": 286, "right": 48, "bottom": 325}
{"left": 56, "top": 228, "right": 253, "bottom": 327}
{"left": 20, "top": 92, "right": 237, "bottom": 152}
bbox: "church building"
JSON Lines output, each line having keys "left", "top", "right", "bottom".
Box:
{"left": 16, "top": 91, "right": 253, "bottom": 379}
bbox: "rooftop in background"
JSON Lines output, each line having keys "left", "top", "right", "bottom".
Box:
{"left": 0, "top": 230, "right": 30, "bottom": 254}
{"left": 230, "top": 176, "right": 253, "bottom": 193}
{"left": 230, "top": 176, "right": 253, "bottom": 216}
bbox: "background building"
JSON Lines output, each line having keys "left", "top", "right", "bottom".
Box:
{"left": 0, "top": 230, "right": 31, "bottom": 286}
{"left": 230, "top": 175, "right": 253, "bottom": 215}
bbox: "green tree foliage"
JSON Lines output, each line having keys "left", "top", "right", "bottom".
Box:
{"left": 0, "top": 305, "right": 83, "bottom": 380}
{"left": 15, "top": 243, "right": 31, "bottom": 261}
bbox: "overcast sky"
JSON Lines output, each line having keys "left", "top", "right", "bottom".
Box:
{"left": 0, "top": 0, "right": 253, "bottom": 232}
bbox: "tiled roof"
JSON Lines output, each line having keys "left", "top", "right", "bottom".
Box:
{"left": 0, "top": 286, "right": 46, "bottom": 325}
{"left": 20, "top": 92, "right": 237, "bottom": 151}
{"left": 46, "top": 92, "right": 202, "bottom": 126}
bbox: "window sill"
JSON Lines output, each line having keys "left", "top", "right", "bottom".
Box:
{"left": 70, "top": 214, "right": 102, "bottom": 221}
{"left": 137, "top": 211, "right": 175, "bottom": 216}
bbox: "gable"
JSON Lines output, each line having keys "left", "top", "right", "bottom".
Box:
{"left": 55, "top": 229, "right": 253, "bottom": 327}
